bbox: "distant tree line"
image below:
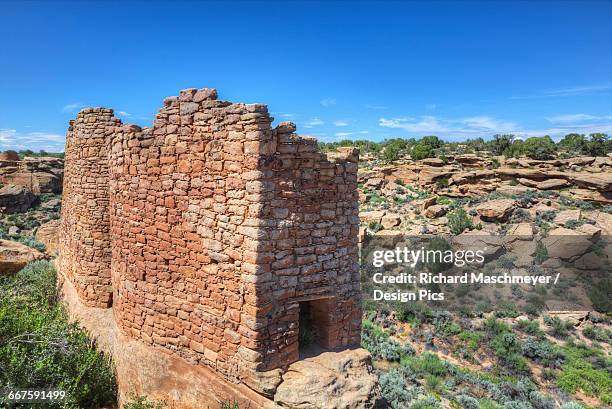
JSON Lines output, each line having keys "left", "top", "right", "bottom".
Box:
{"left": 15, "top": 149, "right": 65, "bottom": 159}
{"left": 318, "top": 133, "right": 611, "bottom": 162}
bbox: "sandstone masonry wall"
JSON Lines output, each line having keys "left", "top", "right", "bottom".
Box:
{"left": 59, "top": 109, "right": 117, "bottom": 307}
{"left": 59, "top": 88, "right": 360, "bottom": 398}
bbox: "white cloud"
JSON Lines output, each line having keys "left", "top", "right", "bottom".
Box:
{"left": 320, "top": 98, "right": 336, "bottom": 107}
{"left": 379, "top": 115, "right": 518, "bottom": 137}
{"left": 379, "top": 116, "right": 452, "bottom": 134}
{"left": 279, "top": 113, "right": 295, "bottom": 118}
{"left": 117, "top": 111, "right": 132, "bottom": 118}
{"left": 365, "top": 104, "right": 387, "bottom": 110}
{"left": 546, "top": 113, "right": 612, "bottom": 124}
{"left": 334, "top": 120, "right": 349, "bottom": 127}
{"left": 335, "top": 131, "right": 368, "bottom": 138}
{"left": 379, "top": 114, "right": 612, "bottom": 141}
{"left": 61, "top": 102, "right": 85, "bottom": 113}
{"left": 511, "top": 82, "right": 612, "bottom": 99}
{"left": 543, "top": 83, "right": 612, "bottom": 97}
{"left": 303, "top": 117, "right": 325, "bottom": 128}
{"left": 0, "top": 128, "right": 65, "bottom": 152}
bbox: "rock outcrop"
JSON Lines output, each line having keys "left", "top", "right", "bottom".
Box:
{"left": 475, "top": 199, "right": 516, "bottom": 222}
{"left": 274, "top": 349, "right": 382, "bottom": 409}
{"left": 0, "top": 239, "right": 45, "bottom": 274}
{"left": 0, "top": 184, "right": 37, "bottom": 213}
{"left": 36, "top": 219, "right": 60, "bottom": 255}
{"left": 0, "top": 156, "right": 64, "bottom": 194}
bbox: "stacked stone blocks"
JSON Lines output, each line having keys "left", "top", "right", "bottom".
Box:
{"left": 58, "top": 88, "right": 361, "bottom": 397}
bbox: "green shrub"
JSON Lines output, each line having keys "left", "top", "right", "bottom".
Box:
{"left": 520, "top": 337, "right": 565, "bottom": 367}
{"left": 361, "top": 320, "right": 414, "bottom": 361}
{"left": 379, "top": 366, "right": 423, "bottom": 409}
{"left": 582, "top": 325, "right": 611, "bottom": 343}
{"left": 396, "top": 302, "right": 433, "bottom": 325}
{"left": 124, "top": 395, "right": 166, "bottom": 409}
{"left": 403, "top": 352, "right": 448, "bottom": 377}
{"left": 488, "top": 134, "right": 515, "bottom": 156}
{"left": 588, "top": 277, "right": 612, "bottom": 313}
{"left": 533, "top": 240, "right": 548, "bottom": 264}
{"left": 543, "top": 316, "right": 573, "bottom": 338}
{"left": 522, "top": 136, "right": 557, "bottom": 160}
{"left": 581, "top": 133, "right": 611, "bottom": 156}
{"left": 556, "top": 343, "right": 612, "bottom": 404}
{"left": 456, "top": 394, "right": 479, "bottom": 409}
{"left": 515, "top": 320, "right": 544, "bottom": 337}
{"left": 560, "top": 403, "right": 586, "bottom": 409}
{"left": 447, "top": 208, "right": 473, "bottom": 235}
{"left": 0, "top": 261, "right": 117, "bottom": 408}
{"left": 411, "top": 144, "right": 435, "bottom": 160}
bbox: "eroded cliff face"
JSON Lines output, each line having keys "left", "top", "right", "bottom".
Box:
{"left": 57, "top": 88, "right": 364, "bottom": 405}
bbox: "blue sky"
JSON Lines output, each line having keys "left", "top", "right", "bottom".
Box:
{"left": 1, "top": 0, "right": 611, "bottom": 152}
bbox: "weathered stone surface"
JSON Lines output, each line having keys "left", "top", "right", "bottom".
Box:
{"left": 380, "top": 213, "right": 401, "bottom": 229}
{"left": 568, "top": 172, "right": 612, "bottom": 192}
{"left": 424, "top": 204, "right": 448, "bottom": 219}
{"left": 554, "top": 209, "right": 581, "bottom": 226}
{"left": 475, "top": 199, "right": 515, "bottom": 222}
{"left": 518, "top": 178, "right": 569, "bottom": 190}
{"left": 0, "top": 184, "right": 37, "bottom": 213}
{"left": 422, "top": 158, "right": 445, "bottom": 167}
{"left": 361, "top": 210, "right": 386, "bottom": 225}
{"left": 542, "top": 228, "right": 593, "bottom": 260}
{"left": 364, "top": 177, "right": 384, "bottom": 189}
{"left": 0, "top": 150, "right": 19, "bottom": 161}
{"left": 36, "top": 220, "right": 60, "bottom": 255}
{"left": 495, "top": 184, "right": 533, "bottom": 196}
{"left": 505, "top": 223, "right": 534, "bottom": 238}
{"left": 274, "top": 348, "right": 381, "bottom": 409}
{"left": 0, "top": 157, "right": 64, "bottom": 194}
{"left": 0, "top": 239, "right": 45, "bottom": 274}
{"left": 591, "top": 211, "right": 612, "bottom": 234}
{"left": 418, "top": 166, "right": 454, "bottom": 185}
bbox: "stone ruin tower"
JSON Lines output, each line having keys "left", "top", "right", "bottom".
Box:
{"left": 58, "top": 88, "right": 361, "bottom": 397}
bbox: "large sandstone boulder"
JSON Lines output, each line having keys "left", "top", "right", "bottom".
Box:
{"left": 381, "top": 213, "right": 401, "bottom": 229}
{"left": 563, "top": 188, "right": 612, "bottom": 205}
{"left": 454, "top": 154, "right": 489, "bottom": 168}
{"left": 0, "top": 184, "right": 37, "bottom": 213}
{"left": 0, "top": 157, "right": 64, "bottom": 194}
{"left": 475, "top": 199, "right": 515, "bottom": 222}
{"left": 568, "top": 172, "right": 612, "bottom": 192}
{"left": 518, "top": 178, "right": 569, "bottom": 190}
{"left": 424, "top": 204, "right": 448, "bottom": 219}
{"left": 422, "top": 158, "right": 445, "bottom": 167}
{"left": 0, "top": 240, "right": 45, "bottom": 274}
{"left": 418, "top": 166, "right": 454, "bottom": 185}
{"left": 361, "top": 211, "right": 386, "bottom": 225}
{"left": 1, "top": 171, "right": 62, "bottom": 194}
{"left": 554, "top": 209, "right": 581, "bottom": 226}
{"left": 36, "top": 220, "right": 60, "bottom": 255}
{"left": 274, "top": 348, "right": 381, "bottom": 409}
{"left": 591, "top": 211, "right": 612, "bottom": 234}
{"left": 0, "top": 150, "right": 19, "bottom": 161}
{"left": 542, "top": 228, "right": 593, "bottom": 260}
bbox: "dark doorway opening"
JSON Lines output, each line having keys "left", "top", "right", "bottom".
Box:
{"left": 298, "top": 298, "right": 333, "bottom": 358}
